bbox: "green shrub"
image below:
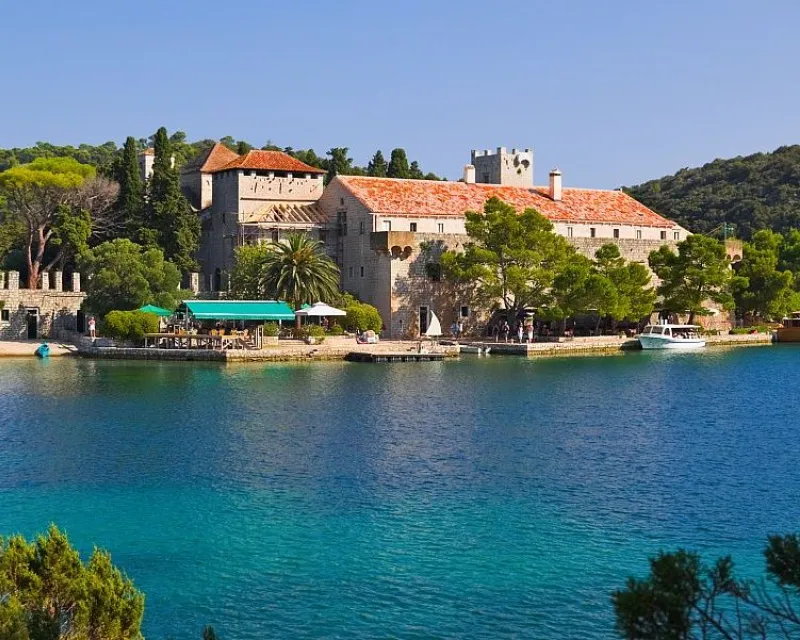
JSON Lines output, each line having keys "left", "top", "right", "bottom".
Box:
{"left": 262, "top": 322, "right": 280, "bottom": 337}
{"left": 304, "top": 324, "right": 326, "bottom": 342}
{"left": 327, "top": 324, "right": 345, "bottom": 336}
{"left": 344, "top": 302, "right": 383, "bottom": 333}
{"left": 103, "top": 310, "right": 159, "bottom": 342}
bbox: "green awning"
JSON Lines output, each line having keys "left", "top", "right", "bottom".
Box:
{"left": 182, "top": 300, "right": 296, "bottom": 321}
{"left": 138, "top": 305, "right": 173, "bottom": 317}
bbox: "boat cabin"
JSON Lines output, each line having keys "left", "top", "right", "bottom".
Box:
{"left": 641, "top": 324, "right": 701, "bottom": 339}
{"left": 781, "top": 312, "right": 800, "bottom": 328}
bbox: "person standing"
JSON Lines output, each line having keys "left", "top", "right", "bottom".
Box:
{"left": 88, "top": 316, "right": 96, "bottom": 339}
{"left": 517, "top": 322, "right": 524, "bottom": 344}
{"left": 527, "top": 322, "right": 534, "bottom": 344}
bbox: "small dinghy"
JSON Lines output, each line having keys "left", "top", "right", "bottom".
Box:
{"left": 35, "top": 343, "right": 50, "bottom": 358}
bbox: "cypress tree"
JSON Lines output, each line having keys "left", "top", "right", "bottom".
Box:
{"left": 409, "top": 160, "right": 424, "bottom": 180}
{"left": 367, "top": 150, "right": 388, "bottom": 177}
{"left": 387, "top": 148, "right": 410, "bottom": 179}
{"left": 116, "top": 136, "right": 144, "bottom": 238}
{"left": 147, "top": 126, "right": 199, "bottom": 273}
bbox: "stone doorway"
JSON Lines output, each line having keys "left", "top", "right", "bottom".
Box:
{"left": 26, "top": 309, "right": 39, "bottom": 339}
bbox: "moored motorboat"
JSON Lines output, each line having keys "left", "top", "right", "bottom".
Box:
{"left": 638, "top": 324, "right": 705, "bottom": 350}
{"left": 776, "top": 312, "right": 800, "bottom": 342}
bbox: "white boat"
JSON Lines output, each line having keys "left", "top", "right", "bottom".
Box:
{"left": 638, "top": 324, "right": 706, "bottom": 350}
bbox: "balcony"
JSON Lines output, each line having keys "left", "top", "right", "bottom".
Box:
{"left": 370, "top": 231, "right": 416, "bottom": 254}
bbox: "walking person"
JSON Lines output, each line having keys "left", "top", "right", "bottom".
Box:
{"left": 88, "top": 316, "right": 96, "bottom": 340}
{"left": 501, "top": 320, "right": 510, "bottom": 343}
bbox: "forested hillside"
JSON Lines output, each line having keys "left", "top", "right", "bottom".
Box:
{"left": 625, "top": 145, "right": 800, "bottom": 238}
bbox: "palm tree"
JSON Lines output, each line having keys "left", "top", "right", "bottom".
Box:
{"left": 261, "top": 233, "right": 340, "bottom": 327}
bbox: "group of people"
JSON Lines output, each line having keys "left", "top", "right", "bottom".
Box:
{"left": 492, "top": 320, "right": 536, "bottom": 344}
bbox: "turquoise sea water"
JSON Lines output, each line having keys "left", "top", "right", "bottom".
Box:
{"left": 1, "top": 348, "right": 799, "bottom": 638}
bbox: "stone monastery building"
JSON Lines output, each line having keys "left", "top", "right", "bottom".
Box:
{"left": 187, "top": 144, "right": 688, "bottom": 337}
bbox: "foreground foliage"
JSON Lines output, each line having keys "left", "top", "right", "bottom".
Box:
{"left": 614, "top": 534, "right": 800, "bottom": 639}
{"left": 0, "top": 525, "right": 144, "bottom": 640}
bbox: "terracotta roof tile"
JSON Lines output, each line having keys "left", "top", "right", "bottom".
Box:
{"left": 336, "top": 176, "right": 675, "bottom": 228}
{"left": 212, "top": 150, "right": 326, "bottom": 174}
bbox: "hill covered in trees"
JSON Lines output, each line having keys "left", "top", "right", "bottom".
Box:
{"left": 625, "top": 145, "right": 800, "bottom": 238}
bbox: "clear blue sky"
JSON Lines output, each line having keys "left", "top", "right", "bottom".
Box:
{"left": 2, "top": 0, "right": 799, "bottom": 187}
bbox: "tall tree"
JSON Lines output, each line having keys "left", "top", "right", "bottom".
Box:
{"left": 0, "top": 524, "right": 144, "bottom": 640}
{"left": 260, "top": 233, "right": 340, "bottom": 326}
{"left": 229, "top": 244, "right": 271, "bottom": 300}
{"left": 367, "top": 150, "right": 388, "bottom": 177}
{"left": 0, "top": 157, "right": 118, "bottom": 287}
{"left": 549, "top": 255, "right": 618, "bottom": 328}
{"left": 387, "top": 148, "right": 410, "bottom": 179}
{"left": 649, "top": 235, "right": 734, "bottom": 324}
{"left": 440, "top": 196, "right": 574, "bottom": 318}
{"left": 408, "top": 160, "right": 424, "bottom": 180}
{"left": 594, "top": 244, "right": 657, "bottom": 326}
{"left": 732, "top": 229, "right": 797, "bottom": 322}
{"left": 147, "top": 127, "right": 200, "bottom": 273}
{"left": 80, "top": 238, "right": 182, "bottom": 317}
{"left": 115, "top": 136, "right": 145, "bottom": 238}
{"left": 326, "top": 147, "right": 353, "bottom": 183}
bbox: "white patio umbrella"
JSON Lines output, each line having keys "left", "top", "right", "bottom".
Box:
{"left": 294, "top": 302, "right": 347, "bottom": 317}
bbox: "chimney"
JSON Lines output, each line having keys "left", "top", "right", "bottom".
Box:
{"left": 549, "top": 168, "right": 562, "bottom": 201}
{"left": 463, "top": 164, "right": 476, "bottom": 184}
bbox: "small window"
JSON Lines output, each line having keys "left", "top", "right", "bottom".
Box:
{"left": 636, "top": 229, "right": 642, "bottom": 240}
{"left": 340, "top": 197, "right": 344, "bottom": 206}
{"left": 460, "top": 306, "right": 469, "bottom": 318}
{"left": 410, "top": 222, "right": 417, "bottom": 232}
{"left": 590, "top": 227, "right": 596, "bottom": 238}
{"left": 673, "top": 231, "right": 680, "bottom": 240}
{"left": 348, "top": 266, "right": 354, "bottom": 278}
{"left": 567, "top": 226, "right": 573, "bottom": 238}
{"left": 0, "top": 309, "right": 9, "bottom": 322}
{"left": 613, "top": 228, "right": 620, "bottom": 239}
{"left": 359, "top": 221, "right": 364, "bottom": 235}
{"left": 437, "top": 223, "right": 445, "bottom": 233}
{"left": 660, "top": 230, "right": 667, "bottom": 240}
{"left": 360, "top": 266, "right": 364, "bottom": 277}
{"left": 382, "top": 220, "right": 391, "bottom": 232}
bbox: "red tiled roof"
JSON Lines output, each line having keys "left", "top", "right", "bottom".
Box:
{"left": 212, "top": 150, "right": 326, "bottom": 174}
{"left": 199, "top": 143, "right": 240, "bottom": 172}
{"left": 335, "top": 176, "right": 675, "bottom": 228}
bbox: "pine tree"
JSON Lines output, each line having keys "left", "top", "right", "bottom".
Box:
{"left": 326, "top": 147, "right": 353, "bottom": 184}
{"left": 409, "top": 160, "right": 424, "bottom": 180}
{"left": 147, "top": 127, "right": 199, "bottom": 273}
{"left": 367, "top": 150, "right": 388, "bottom": 177}
{"left": 387, "top": 148, "right": 410, "bottom": 179}
{"left": 115, "top": 136, "right": 144, "bottom": 238}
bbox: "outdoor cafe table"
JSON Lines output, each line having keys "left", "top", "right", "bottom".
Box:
{"left": 143, "top": 333, "right": 243, "bottom": 350}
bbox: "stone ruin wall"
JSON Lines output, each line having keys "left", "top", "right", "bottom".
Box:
{"left": 0, "top": 271, "right": 85, "bottom": 340}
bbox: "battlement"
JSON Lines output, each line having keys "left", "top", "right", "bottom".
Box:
{"left": 471, "top": 146, "right": 532, "bottom": 159}
{"left": 470, "top": 146, "right": 534, "bottom": 187}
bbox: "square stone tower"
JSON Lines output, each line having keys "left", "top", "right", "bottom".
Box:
{"left": 470, "top": 147, "right": 533, "bottom": 187}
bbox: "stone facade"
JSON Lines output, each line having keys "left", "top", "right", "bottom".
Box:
{"left": 0, "top": 271, "right": 85, "bottom": 340}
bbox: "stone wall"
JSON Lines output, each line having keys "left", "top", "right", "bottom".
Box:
{"left": 0, "top": 271, "right": 85, "bottom": 340}
{"left": 568, "top": 237, "right": 680, "bottom": 263}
